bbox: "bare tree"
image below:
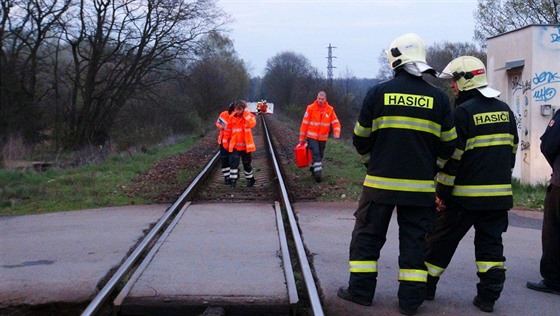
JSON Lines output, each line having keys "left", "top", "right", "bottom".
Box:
{"left": 0, "top": 0, "right": 71, "bottom": 145}
{"left": 376, "top": 49, "right": 393, "bottom": 81}
{"left": 52, "top": 0, "right": 229, "bottom": 149}
{"left": 184, "top": 31, "right": 249, "bottom": 123}
{"left": 374, "top": 41, "right": 485, "bottom": 104}
{"left": 425, "top": 41, "right": 486, "bottom": 103}
{"left": 474, "top": 0, "right": 560, "bottom": 47}
{"left": 262, "top": 51, "right": 321, "bottom": 118}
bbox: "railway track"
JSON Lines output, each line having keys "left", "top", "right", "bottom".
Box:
{"left": 80, "top": 114, "right": 324, "bottom": 316}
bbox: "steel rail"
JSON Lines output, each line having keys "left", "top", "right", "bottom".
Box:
{"left": 262, "top": 116, "right": 325, "bottom": 316}
{"left": 80, "top": 151, "right": 220, "bottom": 316}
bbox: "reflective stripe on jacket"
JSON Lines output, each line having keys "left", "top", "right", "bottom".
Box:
{"left": 223, "top": 109, "right": 256, "bottom": 153}
{"left": 353, "top": 71, "right": 457, "bottom": 206}
{"left": 436, "top": 91, "right": 518, "bottom": 209}
{"left": 216, "top": 110, "right": 230, "bottom": 146}
{"left": 299, "top": 101, "right": 341, "bottom": 141}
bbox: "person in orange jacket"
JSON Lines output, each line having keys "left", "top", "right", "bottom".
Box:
{"left": 257, "top": 100, "right": 268, "bottom": 114}
{"left": 215, "top": 102, "right": 235, "bottom": 184}
{"left": 299, "top": 91, "right": 341, "bottom": 182}
{"left": 223, "top": 100, "right": 257, "bottom": 188}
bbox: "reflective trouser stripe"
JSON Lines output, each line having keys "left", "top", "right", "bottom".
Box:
{"left": 398, "top": 269, "right": 428, "bottom": 282}
{"left": 312, "top": 161, "right": 322, "bottom": 172}
{"left": 349, "top": 260, "right": 377, "bottom": 273}
{"left": 244, "top": 169, "right": 254, "bottom": 179}
{"left": 476, "top": 261, "right": 506, "bottom": 273}
{"left": 221, "top": 167, "right": 230, "bottom": 177}
{"left": 230, "top": 169, "right": 238, "bottom": 180}
{"left": 425, "top": 261, "right": 445, "bottom": 277}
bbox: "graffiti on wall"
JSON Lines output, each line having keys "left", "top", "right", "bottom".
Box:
{"left": 532, "top": 71, "right": 559, "bottom": 102}
{"left": 511, "top": 75, "right": 531, "bottom": 153}
{"left": 551, "top": 26, "right": 560, "bottom": 43}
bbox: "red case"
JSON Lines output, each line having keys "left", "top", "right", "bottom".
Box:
{"left": 294, "top": 143, "right": 312, "bottom": 168}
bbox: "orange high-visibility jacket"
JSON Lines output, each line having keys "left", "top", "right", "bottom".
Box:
{"left": 223, "top": 109, "right": 256, "bottom": 153}
{"left": 216, "top": 110, "right": 230, "bottom": 149}
{"left": 299, "top": 100, "right": 341, "bottom": 142}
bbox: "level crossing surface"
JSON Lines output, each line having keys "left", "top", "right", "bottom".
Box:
{"left": 1, "top": 202, "right": 558, "bottom": 315}
{"left": 114, "top": 202, "right": 290, "bottom": 315}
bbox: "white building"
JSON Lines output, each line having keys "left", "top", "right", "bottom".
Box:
{"left": 487, "top": 24, "right": 560, "bottom": 185}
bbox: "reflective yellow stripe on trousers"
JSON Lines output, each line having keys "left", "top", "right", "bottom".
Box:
{"left": 476, "top": 261, "right": 506, "bottom": 273}
{"left": 398, "top": 269, "right": 428, "bottom": 282}
{"left": 349, "top": 260, "right": 377, "bottom": 273}
{"left": 425, "top": 261, "right": 445, "bottom": 277}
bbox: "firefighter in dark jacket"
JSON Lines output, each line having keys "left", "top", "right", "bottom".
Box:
{"left": 526, "top": 109, "right": 560, "bottom": 295}
{"left": 425, "top": 56, "right": 519, "bottom": 313}
{"left": 337, "top": 33, "right": 457, "bottom": 316}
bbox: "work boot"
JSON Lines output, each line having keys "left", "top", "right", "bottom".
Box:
{"left": 473, "top": 295, "right": 494, "bottom": 313}
{"left": 230, "top": 179, "right": 236, "bottom": 188}
{"left": 398, "top": 304, "right": 417, "bottom": 315}
{"left": 313, "top": 170, "right": 322, "bottom": 183}
{"left": 247, "top": 178, "right": 256, "bottom": 187}
{"left": 526, "top": 280, "right": 560, "bottom": 295}
{"left": 224, "top": 177, "right": 230, "bottom": 185}
{"left": 336, "top": 286, "right": 372, "bottom": 306}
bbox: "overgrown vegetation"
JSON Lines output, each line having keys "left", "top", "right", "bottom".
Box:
{"left": 0, "top": 135, "right": 200, "bottom": 216}
{"left": 0, "top": 126, "right": 547, "bottom": 217}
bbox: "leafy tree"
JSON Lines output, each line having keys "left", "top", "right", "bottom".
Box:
{"left": 474, "top": 0, "right": 560, "bottom": 47}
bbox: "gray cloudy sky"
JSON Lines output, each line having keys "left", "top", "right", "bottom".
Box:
{"left": 218, "top": 0, "right": 479, "bottom": 78}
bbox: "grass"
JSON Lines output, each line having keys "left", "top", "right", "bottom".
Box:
{"left": 512, "top": 178, "right": 547, "bottom": 211}
{"left": 0, "top": 135, "right": 199, "bottom": 216}
{"left": 0, "top": 132, "right": 547, "bottom": 216}
{"left": 293, "top": 138, "right": 547, "bottom": 211}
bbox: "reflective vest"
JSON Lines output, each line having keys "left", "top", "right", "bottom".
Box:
{"left": 216, "top": 110, "right": 230, "bottom": 148}
{"left": 299, "top": 101, "right": 341, "bottom": 142}
{"left": 223, "top": 109, "right": 256, "bottom": 153}
{"left": 436, "top": 91, "right": 518, "bottom": 210}
{"left": 353, "top": 71, "right": 457, "bottom": 206}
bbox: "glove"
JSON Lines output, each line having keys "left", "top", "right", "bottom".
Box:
{"left": 299, "top": 140, "right": 307, "bottom": 146}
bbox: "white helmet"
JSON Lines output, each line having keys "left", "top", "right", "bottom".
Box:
{"left": 440, "top": 56, "right": 500, "bottom": 98}
{"left": 386, "top": 33, "right": 428, "bottom": 69}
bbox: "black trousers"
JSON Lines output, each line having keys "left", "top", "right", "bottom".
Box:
{"left": 347, "top": 187, "right": 434, "bottom": 310}
{"left": 425, "top": 204, "right": 508, "bottom": 302}
{"left": 307, "top": 139, "right": 326, "bottom": 173}
{"left": 219, "top": 145, "right": 230, "bottom": 178}
{"left": 229, "top": 149, "right": 253, "bottom": 180}
{"left": 541, "top": 184, "right": 560, "bottom": 289}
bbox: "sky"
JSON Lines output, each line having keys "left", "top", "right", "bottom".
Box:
{"left": 217, "top": 0, "right": 479, "bottom": 79}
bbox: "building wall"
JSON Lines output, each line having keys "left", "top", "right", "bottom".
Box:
{"left": 487, "top": 25, "right": 560, "bottom": 185}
